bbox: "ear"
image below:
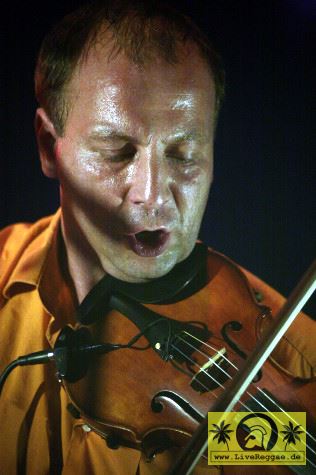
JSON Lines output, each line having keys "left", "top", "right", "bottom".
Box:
{"left": 35, "top": 108, "right": 59, "bottom": 178}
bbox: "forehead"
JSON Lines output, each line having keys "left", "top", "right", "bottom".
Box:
{"left": 66, "top": 40, "right": 216, "bottom": 132}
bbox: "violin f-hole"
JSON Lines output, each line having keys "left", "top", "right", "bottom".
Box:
{"left": 221, "top": 320, "right": 262, "bottom": 382}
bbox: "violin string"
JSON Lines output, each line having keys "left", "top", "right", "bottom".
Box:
{"left": 168, "top": 342, "right": 290, "bottom": 453}
{"left": 177, "top": 333, "right": 316, "bottom": 455}
{"left": 169, "top": 339, "right": 284, "bottom": 429}
{"left": 179, "top": 332, "right": 287, "bottom": 415}
{"left": 167, "top": 344, "right": 284, "bottom": 441}
{"left": 106, "top": 316, "right": 315, "bottom": 461}
{"left": 171, "top": 334, "right": 316, "bottom": 462}
{"left": 168, "top": 346, "right": 276, "bottom": 443}
{"left": 256, "top": 385, "right": 316, "bottom": 445}
{"left": 170, "top": 338, "right": 316, "bottom": 464}
{"left": 179, "top": 334, "right": 316, "bottom": 463}
{"left": 176, "top": 335, "right": 316, "bottom": 447}
{"left": 180, "top": 332, "right": 296, "bottom": 416}
{"left": 180, "top": 331, "right": 316, "bottom": 445}
{"left": 169, "top": 342, "right": 247, "bottom": 404}
{"left": 177, "top": 332, "right": 271, "bottom": 410}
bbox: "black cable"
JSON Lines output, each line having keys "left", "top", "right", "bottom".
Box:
{"left": 0, "top": 349, "right": 54, "bottom": 396}
{"left": 0, "top": 359, "right": 21, "bottom": 395}
{"left": 0, "top": 316, "right": 180, "bottom": 396}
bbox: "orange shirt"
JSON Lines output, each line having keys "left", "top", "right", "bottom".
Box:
{"left": 0, "top": 210, "right": 315, "bottom": 474}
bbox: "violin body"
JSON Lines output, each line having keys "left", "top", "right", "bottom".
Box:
{"left": 62, "top": 250, "right": 316, "bottom": 473}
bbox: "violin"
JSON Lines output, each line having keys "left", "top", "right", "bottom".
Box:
{"left": 55, "top": 244, "right": 316, "bottom": 474}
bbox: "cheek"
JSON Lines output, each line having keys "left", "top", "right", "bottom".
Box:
{"left": 184, "top": 180, "right": 210, "bottom": 222}
{"left": 173, "top": 164, "right": 212, "bottom": 215}
{"left": 57, "top": 146, "right": 127, "bottom": 209}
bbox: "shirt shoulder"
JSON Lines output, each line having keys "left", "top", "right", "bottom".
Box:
{"left": 0, "top": 214, "right": 59, "bottom": 296}
{"left": 0, "top": 216, "right": 52, "bottom": 255}
{"left": 240, "top": 264, "right": 316, "bottom": 380}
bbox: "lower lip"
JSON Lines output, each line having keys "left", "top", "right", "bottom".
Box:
{"left": 126, "top": 232, "right": 170, "bottom": 257}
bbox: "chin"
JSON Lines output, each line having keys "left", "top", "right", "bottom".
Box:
{"left": 131, "top": 260, "right": 177, "bottom": 282}
{"left": 119, "top": 248, "right": 184, "bottom": 283}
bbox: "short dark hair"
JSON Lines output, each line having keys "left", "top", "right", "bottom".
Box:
{"left": 35, "top": 0, "right": 225, "bottom": 135}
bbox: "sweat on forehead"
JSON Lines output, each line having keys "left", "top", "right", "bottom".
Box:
{"left": 34, "top": 1, "right": 225, "bottom": 135}
{"left": 64, "top": 28, "right": 215, "bottom": 126}
{"left": 65, "top": 40, "right": 216, "bottom": 137}
{"left": 75, "top": 31, "right": 213, "bottom": 86}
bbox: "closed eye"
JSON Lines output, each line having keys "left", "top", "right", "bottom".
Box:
{"left": 165, "top": 144, "right": 197, "bottom": 163}
{"left": 102, "top": 143, "right": 137, "bottom": 161}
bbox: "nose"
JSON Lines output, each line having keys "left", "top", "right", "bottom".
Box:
{"left": 126, "top": 148, "right": 171, "bottom": 209}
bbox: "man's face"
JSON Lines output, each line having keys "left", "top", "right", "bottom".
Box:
{"left": 52, "top": 42, "right": 216, "bottom": 283}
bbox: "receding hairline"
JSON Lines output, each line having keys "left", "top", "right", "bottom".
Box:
{"left": 35, "top": 2, "right": 225, "bottom": 135}
{"left": 61, "top": 25, "right": 217, "bottom": 128}
{"left": 68, "top": 19, "right": 216, "bottom": 85}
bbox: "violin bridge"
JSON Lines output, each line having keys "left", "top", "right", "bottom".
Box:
{"left": 190, "top": 347, "right": 230, "bottom": 393}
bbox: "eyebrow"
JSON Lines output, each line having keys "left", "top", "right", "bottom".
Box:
{"left": 163, "top": 130, "right": 208, "bottom": 145}
{"left": 88, "top": 124, "right": 208, "bottom": 145}
{"left": 88, "top": 127, "right": 136, "bottom": 144}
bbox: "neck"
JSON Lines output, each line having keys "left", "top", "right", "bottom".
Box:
{"left": 60, "top": 214, "right": 106, "bottom": 304}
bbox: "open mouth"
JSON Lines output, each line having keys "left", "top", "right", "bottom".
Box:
{"left": 126, "top": 229, "right": 170, "bottom": 257}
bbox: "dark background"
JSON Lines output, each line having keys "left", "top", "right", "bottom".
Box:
{"left": 1, "top": 0, "right": 315, "bottom": 314}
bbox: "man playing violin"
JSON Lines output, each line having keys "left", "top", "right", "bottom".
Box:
{"left": 0, "top": 1, "right": 315, "bottom": 474}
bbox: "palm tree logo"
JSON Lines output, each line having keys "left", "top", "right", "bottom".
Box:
{"left": 209, "top": 420, "right": 234, "bottom": 451}
{"left": 280, "top": 421, "right": 304, "bottom": 450}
